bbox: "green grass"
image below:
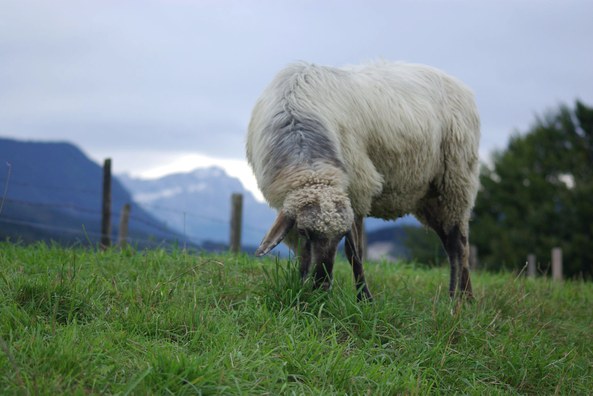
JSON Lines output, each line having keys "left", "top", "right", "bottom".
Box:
{"left": 0, "top": 242, "right": 591, "bottom": 395}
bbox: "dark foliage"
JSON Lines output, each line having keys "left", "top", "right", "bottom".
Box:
{"left": 472, "top": 101, "right": 593, "bottom": 278}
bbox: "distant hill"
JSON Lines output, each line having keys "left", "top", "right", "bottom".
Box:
{"left": 365, "top": 223, "right": 410, "bottom": 261}
{"left": 0, "top": 137, "right": 182, "bottom": 247}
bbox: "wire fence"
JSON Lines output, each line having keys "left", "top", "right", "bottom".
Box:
{"left": 0, "top": 173, "right": 268, "bottom": 248}
{"left": 0, "top": 170, "right": 568, "bottom": 278}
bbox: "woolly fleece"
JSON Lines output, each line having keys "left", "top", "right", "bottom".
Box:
{"left": 247, "top": 61, "right": 480, "bottom": 237}
{"left": 283, "top": 184, "right": 354, "bottom": 237}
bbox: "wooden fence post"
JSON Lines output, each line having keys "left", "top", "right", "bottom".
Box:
{"left": 118, "top": 203, "right": 131, "bottom": 249}
{"left": 469, "top": 245, "right": 479, "bottom": 270}
{"left": 100, "top": 158, "right": 112, "bottom": 249}
{"left": 361, "top": 219, "right": 367, "bottom": 260}
{"left": 552, "top": 247, "right": 563, "bottom": 281}
{"left": 230, "top": 193, "right": 243, "bottom": 253}
{"left": 527, "top": 254, "right": 536, "bottom": 277}
{"left": 182, "top": 211, "right": 187, "bottom": 250}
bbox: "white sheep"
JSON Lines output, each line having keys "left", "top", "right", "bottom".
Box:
{"left": 247, "top": 61, "right": 480, "bottom": 300}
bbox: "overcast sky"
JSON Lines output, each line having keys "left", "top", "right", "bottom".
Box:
{"left": 1, "top": 0, "right": 592, "bottom": 199}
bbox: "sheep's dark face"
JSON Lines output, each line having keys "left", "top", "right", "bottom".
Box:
{"left": 255, "top": 191, "right": 373, "bottom": 301}
{"left": 305, "top": 234, "right": 344, "bottom": 290}
{"left": 254, "top": 208, "right": 346, "bottom": 290}
{"left": 255, "top": 185, "right": 353, "bottom": 255}
{"left": 255, "top": 191, "right": 354, "bottom": 290}
{"left": 294, "top": 201, "right": 350, "bottom": 288}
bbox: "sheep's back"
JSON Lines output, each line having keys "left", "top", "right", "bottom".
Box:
{"left": 247, "top": 61, "right": 479, "bottom": 218}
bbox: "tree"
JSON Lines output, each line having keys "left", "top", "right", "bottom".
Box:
{"left": 472, "top": 101, "right": 593, "bottom": 278}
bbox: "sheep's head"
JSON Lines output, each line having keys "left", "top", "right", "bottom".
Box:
{"left": 255, "top": 185, "right": 354, "bottom": 288}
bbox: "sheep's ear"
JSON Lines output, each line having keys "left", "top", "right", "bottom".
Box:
{"left": 255, "top": 210, "right": 295, "bottom": 257}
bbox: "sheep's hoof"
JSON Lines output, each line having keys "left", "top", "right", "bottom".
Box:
{"left": 314, "top": 279, "right": 332, "bottom": 291}
{"left": 357, "top": 287, "right": 373, "bottom": 303}
{"left": 462, "top": 291, "right": 474, "bottom": 302}
{"left": 449, "top": 290, "right": 474, "bottom": 301}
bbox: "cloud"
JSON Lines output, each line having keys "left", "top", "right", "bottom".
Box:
{"left": 1, "top": 0, "right": 593, "bottom": 190}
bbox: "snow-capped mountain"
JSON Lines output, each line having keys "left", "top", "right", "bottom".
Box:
{"left": 118, "top": 166, "right": 420, "bottom": 250}
{"left": 118, "top": 167, "right": 276, "bottom": 247}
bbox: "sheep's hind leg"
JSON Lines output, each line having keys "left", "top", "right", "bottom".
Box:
{"left": 345, "top": 216, "right": 373, "bottom": 301}
{"left": 420, "top": 209, "right": 472, "bottom": 299}
{"left": 442, "top": 225, "right": 473, "bottom": 299}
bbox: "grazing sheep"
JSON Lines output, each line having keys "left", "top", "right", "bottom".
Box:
{"left": 247, "top": 61, "right": 480, "bottom": 301}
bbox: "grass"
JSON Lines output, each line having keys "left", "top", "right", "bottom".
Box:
{"left": 0, "top": 242, "right": 592, "bottom": 395}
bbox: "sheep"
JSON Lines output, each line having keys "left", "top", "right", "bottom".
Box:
{"left": 246, "top": 61, "right": 480, "bottom": 301}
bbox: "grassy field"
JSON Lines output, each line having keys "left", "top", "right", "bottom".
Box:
{"left": 0, "top": 242, "right": 592, "bottom": 395}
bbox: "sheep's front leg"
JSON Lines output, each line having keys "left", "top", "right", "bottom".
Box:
{"left": 459, "top": 237, "right": 473, "bottom": 297}
{"left": 345, "top": 216, "right": 373, "bottom": 301}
